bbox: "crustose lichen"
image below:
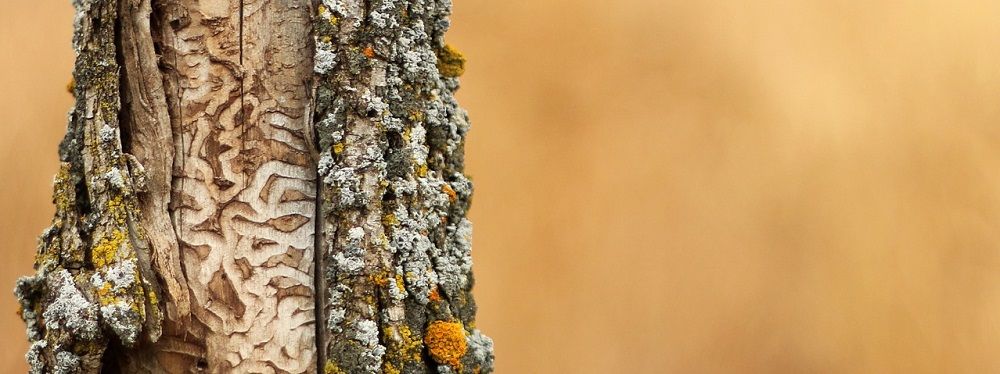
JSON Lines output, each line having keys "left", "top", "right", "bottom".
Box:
{"left": 424, "top": 320, "right": 468, "bottom": 369}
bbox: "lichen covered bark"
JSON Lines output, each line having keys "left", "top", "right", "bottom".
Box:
{"left": 313, "top": 0, "right": 494, "bottom": 372}
{"left": 17, "top": 0, "right": 493, "bottom": 372}
{"left": 15, "top": 0, "right": 162, "bottom": 372}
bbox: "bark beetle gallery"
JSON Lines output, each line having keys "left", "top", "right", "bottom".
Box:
{"left": 13, "top": 0, "right": 494, "bottom": 372}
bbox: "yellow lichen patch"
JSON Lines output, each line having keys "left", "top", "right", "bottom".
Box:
{"left": 131, "top": 279, "right": 147, "bottom": 316}
{"left": 324, "top": 360, "right": 344, "bottom": 374}
{"left": 333, "top": 143, "right": 345, "bottom": 155}
{"left": 385, "top": 324, "right": 424, "bottom": 364}
{"left": 417, "top": 164, "right": 428, "bottom": 177}
{"left": 383, "top": 213, "right": 399, "bottom": 226}
{"left": 92, "top": 229, "right": 125, "bottom": 268}
{"left": 34, "top": 245, "right": 59, "bottom": 270}
{"left": 395, "top": 275, "right": 406, "bottom": 294}
{"left": 106, "top": 194, "right": 129, "bottom": 225}
{"left": 147, "top": 288, "right": 159, "bottom": 307}
{"left": 372, "top": 273, "right": 390, "bottom": 287}
{"left": 425, "top": 320, "right": 467, "bottom": 368}
{"left": 96, "top": 282, "right": 115, "bottom": 305}
{"left": 96, "top": 273, "right": 146, "bottom": 316}
{"left": 441, "top": 184, "right": 457, "bottom": 202}
{"left": 52, "top": 164, "right": 75, "bottom": 213}
{"left": 436, "top": 44, "right": 466, "bottom": 78}
{"left": 383, "top": 362, "right": 401, "bottom": 374}
{"left": 378, "top": 232, "right": 390, "bottom": 249}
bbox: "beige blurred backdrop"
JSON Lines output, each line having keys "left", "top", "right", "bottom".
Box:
{"left": 6, "top": 0, "right": 1000, "bottom": 372}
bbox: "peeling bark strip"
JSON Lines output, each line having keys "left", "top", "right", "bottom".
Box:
{"left": 313, "top": 0, "right": 493, "bottom": 373}
{"left": 17, "top": 0, "right": 493, "bottom": 372}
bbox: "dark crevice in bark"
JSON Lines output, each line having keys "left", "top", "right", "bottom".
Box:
{"left": 314, "top": 173, "right": 327, "bottom": 374}
{"left": 114, "top": 12, "right": 132, "bottom": 157}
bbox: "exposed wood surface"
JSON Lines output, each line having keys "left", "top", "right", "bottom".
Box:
{"left": 132, "top": 0, "right": 318, "bottom": 372}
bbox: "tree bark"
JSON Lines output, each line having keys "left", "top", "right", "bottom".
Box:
{"left": 15, "top": 0, "right": 493, "bottom": 373}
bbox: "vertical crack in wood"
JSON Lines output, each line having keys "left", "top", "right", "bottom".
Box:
{"left": 313, "top": 105, "right": 327, "bottom": 372}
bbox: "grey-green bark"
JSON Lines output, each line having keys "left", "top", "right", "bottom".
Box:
{"left": 313, "top": 0, "right": 492, "bottom": 373}
{"left": 15, "top": 0, "right": 493, "bottom": 373}
{"left": 15, "top": 0, "right": 163, "bottom": 372}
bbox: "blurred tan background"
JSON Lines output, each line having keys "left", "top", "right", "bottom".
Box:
{"left": 6, "top": 0, "right": 1000, "bottom": 372}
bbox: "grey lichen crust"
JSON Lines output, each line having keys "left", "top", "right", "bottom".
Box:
{"left": 313, "top": 0, "right": 494, "bottom": 373}
{"left": 15, "top": 0, "right": 161, "bottom": 372}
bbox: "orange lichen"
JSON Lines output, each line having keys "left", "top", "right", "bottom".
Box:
{"left": 424, "top": 320, "right": 467, "bottom": 368}
{"left": 372, "top": 273, "right": 390, "bottom": 287}
{"left": 363, "top": 46, "right": 375, "bottom": 58}
{"left": 441, "top": 184, "right": 457, "bottom": 202}
{"left": 428, "top": 286, "right": 443, "bottom": 302}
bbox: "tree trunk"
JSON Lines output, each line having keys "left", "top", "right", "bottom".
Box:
{"left": 15, "top": 0, "right": 494, "bottom": 373}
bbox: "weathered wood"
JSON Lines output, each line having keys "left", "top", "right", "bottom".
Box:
{"left": 122, "top": 0, "right": 319, "bottom": 372}
{"left": 17, "top": 0, "right": 493, "bottom": 372}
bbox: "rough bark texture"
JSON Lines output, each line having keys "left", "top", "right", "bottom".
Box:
{"left": 15, "top": 0, "right": 163, "bottom": 372}
{"left": 16, "top": 0, "right": 493, "bottom": 373}
{"left": 312, "top": 1, "right": 492, "bottom": 373}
